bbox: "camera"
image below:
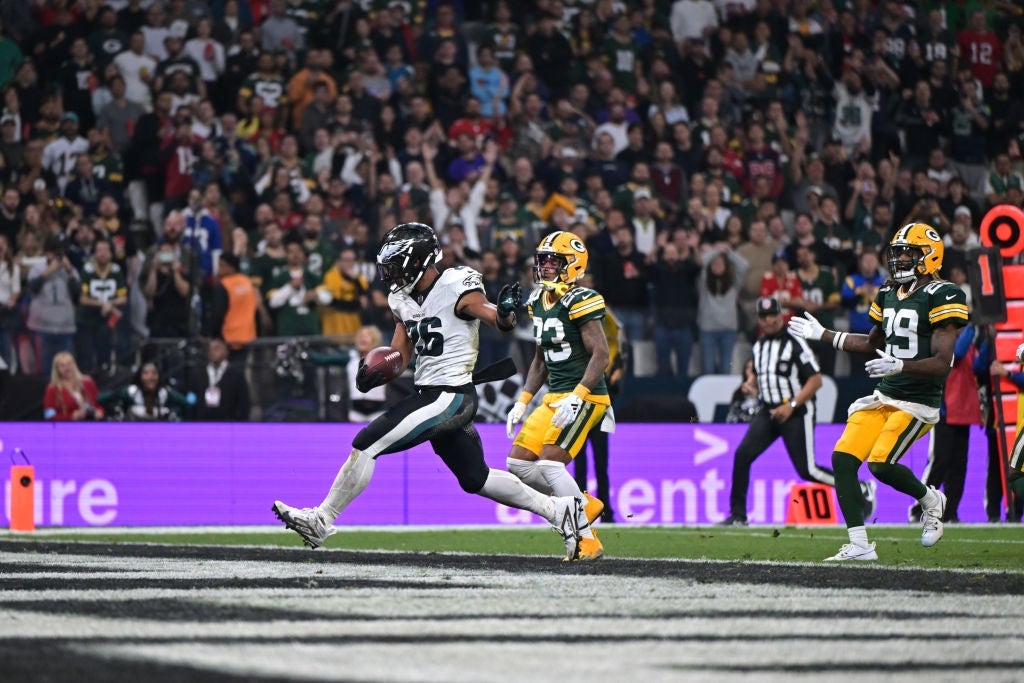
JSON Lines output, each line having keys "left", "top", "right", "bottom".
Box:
{"left": 158, "top": 251, "right": 175, "bottom": 264}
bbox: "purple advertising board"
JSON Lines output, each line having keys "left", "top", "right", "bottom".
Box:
{"left": 0, "top": 423, "right": 995, "bottom": 527}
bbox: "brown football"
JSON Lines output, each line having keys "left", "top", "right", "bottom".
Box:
{"left": 363, "top": 346, "right": 403, "bottom": 382}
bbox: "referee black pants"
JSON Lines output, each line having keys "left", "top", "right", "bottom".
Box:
{"left": 727, "top": 405, "right": 834, "bottom": 520}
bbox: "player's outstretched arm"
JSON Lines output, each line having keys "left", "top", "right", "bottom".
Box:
{"left": 457, "top": 289, "right": 518, "bottom": 332}
{"left": 789, "top": 312, "right": 884, "bottom": 354}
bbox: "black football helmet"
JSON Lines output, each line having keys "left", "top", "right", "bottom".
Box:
{"left": 376, "top": 222, "right": 441, "bottom": 293}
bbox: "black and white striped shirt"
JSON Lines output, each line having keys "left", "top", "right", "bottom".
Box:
{"left": 752, "top": 330, "right": 821, "bottom": 407}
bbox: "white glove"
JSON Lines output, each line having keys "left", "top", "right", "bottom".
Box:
{"left": 550, "top": 394, "right": 585, "bottom": 429}
{"left": 1016, "top": 342, "right": 1024, "bottom": 363}
{"left": 865, "top": 349, "right": 904, "bottom": 378}
{"left": 506, "top": 401, "right": 527, "bottom": 439}
{"left": 788, "top": 312, "right": 825, "bottom": 341}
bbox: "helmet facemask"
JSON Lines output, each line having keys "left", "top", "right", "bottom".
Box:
{"left": 534, "top": 252, "right": 570, "bottom": 289}
{"left": 888, "top": 244, "right": 927, "bottom": 284}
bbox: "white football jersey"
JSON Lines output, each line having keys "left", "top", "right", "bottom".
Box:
{"left": 388, "top": 266, "right": 484, "bottom": 387}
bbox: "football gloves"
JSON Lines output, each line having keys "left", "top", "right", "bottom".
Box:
{"left": 788, "top": 312, "right": 825, "bottom": 341}
{"left": 506, "top": 401, "right": 527, "bottom": 438}
{"left": 355, "top": 361, "right": 386, "bottom": 393}
{"left": 496, "top": 282, "right": 522, "bottom": 318}
{"left": 1017, "top": 342, "right": 1024, "bottom": 363}
{"left": 551, "top": 394, "right": 584, "bottom": 429}
{"left": 865, "top": 349, "right": 904, "bottom": 378}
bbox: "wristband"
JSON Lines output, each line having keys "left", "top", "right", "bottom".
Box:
{"left": 517, "top": 391, "right": 534, "bottom": 404}
{"left": 832, "top": 332, "right": 848, "bottom": 350}
{"left": 572, "top": 383, "right": 591, "bottom": 399}
{"left": 496, "top": 312, "right": 517, "bottom": 332}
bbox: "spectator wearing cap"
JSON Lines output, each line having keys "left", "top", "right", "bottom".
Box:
{"left": 486, "top": 192, "right": 532, "bottom": 252}
{"left": 790, "top": 154, "right": 838, "bottom": 216}
{"left": 630, "top": 187, "right": 661, "bottom": 260}
{"left": 155, "top": 33, "right": 205, "bottom": 103}
{"left": 759, "top": 252, "right": 804, "bottom": 324}
{"left": 42, "top": 111, "right": 88, "bottom": 195}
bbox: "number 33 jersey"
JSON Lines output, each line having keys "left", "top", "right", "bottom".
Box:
{"left": 526, "top": 285, "right": 608, "bottom": 399}
{"left": 868, "top": 279, "right": 968, "bottom": 407}
{"left": 388, "top": 266, "right": 483, "bottom": 387}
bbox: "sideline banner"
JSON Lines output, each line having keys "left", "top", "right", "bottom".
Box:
{"left": 0, "top": 423, "right": 991, "bottom": 526}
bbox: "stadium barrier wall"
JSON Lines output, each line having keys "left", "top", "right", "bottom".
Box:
{"left": 0, "top": 422, "right": 992, "bottom": 526}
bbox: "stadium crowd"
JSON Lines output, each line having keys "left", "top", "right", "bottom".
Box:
{"left": 0, "top": 0, "right": 1023, "bottom": 418}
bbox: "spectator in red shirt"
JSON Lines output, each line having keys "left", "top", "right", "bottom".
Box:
{"left": 43, "top": 351, "right": 103, "bottom": 421}
{"left": 759, "top": 253, "right": 804, "bottom": 323}
{"left": 957, "top": 10, "right": 1002, "bottom": 88}
{"left": 447, "top": 95, "right": 493, "bottom": 143}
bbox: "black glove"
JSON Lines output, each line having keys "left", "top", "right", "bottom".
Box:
{"left": 355, "top": 361, "right": 385, "bottom": 393}
{"left": 496, "top": 282, "right": 522, "bottom": 318}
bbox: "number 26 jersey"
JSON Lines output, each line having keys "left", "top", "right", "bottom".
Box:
{"left": 388, "top": 266, "right": 483, "bottom": 387}
{"left": 868, "top": 280, "right": 968, "bottom": 408}
{"left": 526, "top": 285, "right": 609, "bottom": 400}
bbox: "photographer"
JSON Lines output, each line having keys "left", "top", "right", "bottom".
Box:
{"left": 26, "top": 235, "right": 80, "bottom": 375}
{"left": 143, "top": 241, "right": 192, "bottom": 339}
{"left": 43, "top": 351, "right": 103, "bottom": 421}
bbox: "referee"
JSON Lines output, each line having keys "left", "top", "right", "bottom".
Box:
{"left": 718, "top": 297, "right": 871, "bottom": 525}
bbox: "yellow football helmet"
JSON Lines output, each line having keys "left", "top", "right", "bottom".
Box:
{"left": 889, "top": 222, "right": 944, "bottom": 283}
{"left": 534, "top": 230, "right": 589, "bottom": 290}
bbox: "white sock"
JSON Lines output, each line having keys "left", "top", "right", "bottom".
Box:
{"left": 317, "top": 448, "right": 375, "bottom": 523}
{"left": 478, "top": 468, "right": 554, "bottom": 520}
{"left": 536, "top": 460, "right": 593, "bottom": 538}
{"left": 848, "top": 525, "right": 870, "bottom": 548}
{"left": 507, "top": 457, "right": 553, "bottom": 494}
{"left": 918, "top": 488, "right": 938, "bottom": 508}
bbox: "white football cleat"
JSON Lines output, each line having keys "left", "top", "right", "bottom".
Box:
{"left": 272, "top": 500, "right": 337, "bottom": 549}
{"left": 823, "top": 542, "right": 878, "bottom": 562}
{"left": 921, "top": 486, "right": 947, "bottom": 547}
{"left": 551, "top": 495, "right": 583, "bottom": 561}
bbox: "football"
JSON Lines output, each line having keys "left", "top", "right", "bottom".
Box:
{"left": 363, "top": 345, "right": 404, "bottom": 383}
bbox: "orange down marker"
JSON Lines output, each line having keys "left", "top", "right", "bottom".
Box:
{"left": 785, "top": 483, "right": 838, "bottom": 525}
{"left": 9, "top": 463, "right": 35, "bottom": 532}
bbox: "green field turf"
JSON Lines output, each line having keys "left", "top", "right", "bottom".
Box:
{"left": 12, "top": 524, "right": 1024, "bottom": 572}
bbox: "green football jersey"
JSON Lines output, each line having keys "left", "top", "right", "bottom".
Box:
{"left": 868, "top": 279, "right": 969, "bottom": 408}
{"left": 527, "top": 286, "right": 608, "bottom": 397}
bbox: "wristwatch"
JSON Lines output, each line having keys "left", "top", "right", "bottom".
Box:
{"left": 788, "top": 399, "right": 798, "bottom": 409}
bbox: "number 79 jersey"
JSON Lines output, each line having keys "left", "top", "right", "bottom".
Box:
{"left": 526, "top": 285, "right": 608, "bottom": 398}
{"left": 868, "top": 280, "right": 968, "bottom": 408}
